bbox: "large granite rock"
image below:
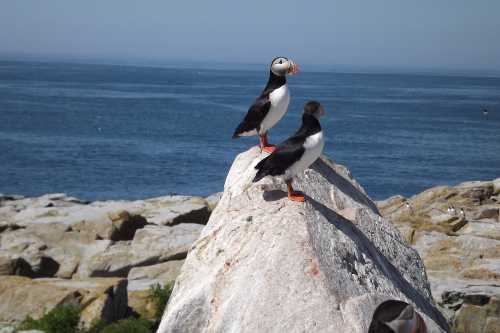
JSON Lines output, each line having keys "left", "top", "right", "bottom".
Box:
{"left": 158, "top": 147, "right": 449, "bottom": 333}
{"left": 378, "top": 179, "right": 500, "bottom": 332}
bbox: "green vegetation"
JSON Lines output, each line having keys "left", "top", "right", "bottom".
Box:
{"left": 16, "top": 282, "right": 174, "bottom": 333}
{"left": 149, "top": 282, "right": 174, "bottom": 322}
{"left": 97, "top": 317, "right": 152, "bottom": 333}
{"left": 18, "top": 304, "right": 80, "bottom": 333}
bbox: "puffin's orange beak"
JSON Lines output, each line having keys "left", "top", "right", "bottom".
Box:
{"left": 288, "top": 60, "right": 299, "bottom": 75}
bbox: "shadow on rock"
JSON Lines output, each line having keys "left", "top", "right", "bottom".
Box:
{"left": 308, "top": 197, "right": 450, "bottom": 332}
{"left": 263, "top": 190, "right": 287, "bottom": 202}
{"left": 312, "top": 159, "right": 379, "bottom": 214}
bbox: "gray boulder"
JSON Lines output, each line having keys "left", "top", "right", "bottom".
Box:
{"left": 432, "top": 276, "right": 500, "bottom": 332}
{"left": 158, "top": 147, "right": 449, "bottom": 333}
{"left": 75, "top": 224, "right": 202, "bottom": 278}
{"left": 138, "top": 196, "right": 211, "bottom": 226}
{"left": 128, "top": 259, "right": 184, "bottom": 282}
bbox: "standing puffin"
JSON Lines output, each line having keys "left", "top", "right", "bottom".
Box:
{"left": 252, "top": 101, "right": 325, "bottom": 202}
{"left": 232, "top": 57, "right": 299, "bottom": 153}
{"left": 369, "top": 300, "right": 428, "bottom": 333}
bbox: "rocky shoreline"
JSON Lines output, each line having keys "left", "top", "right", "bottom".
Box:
{"left": 377, "top": 178, "right": 500, "bottom": 332}
{"left": 0, "top": 192, "right": 221, "bottom": 331}
{"left": 0, "top": 173, "right": 499, "bottom": 332}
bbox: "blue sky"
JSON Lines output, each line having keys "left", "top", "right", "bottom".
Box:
{"left": 1, "top": 0, "right": 500, "bottom": 74}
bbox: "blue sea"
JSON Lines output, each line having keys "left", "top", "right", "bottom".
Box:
{"left": 1, "top": 60, "right": 499, "bottom": 201}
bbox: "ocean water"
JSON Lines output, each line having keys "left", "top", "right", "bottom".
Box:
{"left": 1, "top": 60, "right": 499, "bottom": 201}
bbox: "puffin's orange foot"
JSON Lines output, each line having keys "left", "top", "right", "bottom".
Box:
{"left": 262, "top": 145, "right": 276, "bottom": 154}
{"left": 288, "top": 192, "right": 305, "bottom": 202}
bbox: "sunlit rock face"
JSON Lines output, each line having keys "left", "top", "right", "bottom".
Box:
{"left": 158, "top": 147, "right": 449, "bottom": 333}
{"left": 378, "top": 178, "right": 500, "bottom": 332}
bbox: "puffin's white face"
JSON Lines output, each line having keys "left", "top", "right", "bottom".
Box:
{"left": 270, "top": 57, "right": 299, "bottom": 76}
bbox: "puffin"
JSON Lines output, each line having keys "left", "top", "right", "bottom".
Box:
{"left": 404, "top": 201, "right": 414, "bottom": 215}
{"left": 252, "top": 101, "right": 325, "bottom": 202}
{"left": 368, "top": 300, "right": 428, "bottom": 333}
{"left": 232, "top": 57, "right": 299, "bottom": 153}
{"left": 459, "top": 208, "right": 465, "bottom": 217}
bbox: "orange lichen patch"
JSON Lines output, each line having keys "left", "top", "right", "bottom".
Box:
{"left": 425, "top": 238, "right": 462, "bottom": 256}
{"left": 461, "top": 268, "right": 500, "bottom": 281}
{"left": 436, "top": 239, "right": 458, "bottom": 251}
{"left": 423, "top": 255, "right": 463, "bottom": 272}
{"left": 309, "top": 261, "right": 320, "bottom": 277}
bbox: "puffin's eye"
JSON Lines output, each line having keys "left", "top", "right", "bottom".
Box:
{"left": 279, "top": 60, "right": 283, "bottom": 64}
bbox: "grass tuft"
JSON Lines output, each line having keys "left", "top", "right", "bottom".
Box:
{"left": 18, "top": 304, "right": 80, "bottom": 333}
{"left": 149, "top": 282, "right": 174, "bottom": 322}
{"left": 97, "top": 317, "right": 152, "bottom": 333}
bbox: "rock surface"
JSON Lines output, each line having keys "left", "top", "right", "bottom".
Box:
{"left": 0, "top": 192, "right": 220, "bottom": 327}
{"left": 158, "top": 147, "right": 449, "bottom": 333}
{"left": 0, "top": 276, "right": 127, "bottom": 328}
{"left": 378, "top": 178, "right": 500, "bottom": 333}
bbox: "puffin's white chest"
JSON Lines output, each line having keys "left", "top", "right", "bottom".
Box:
{"left": 285, "top": 131, "right": 324, "bottom": 180}
{"left": 260, "top": 84, "right": 290, "bottom": 133}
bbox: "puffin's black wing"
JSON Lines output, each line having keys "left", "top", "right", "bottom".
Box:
{"left": 253, "top": 136, "right": 305, "bottom": 182}
{"left": 232, "top": 97, "right": 271, "bottom": 138}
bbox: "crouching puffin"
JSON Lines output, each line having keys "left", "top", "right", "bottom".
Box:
{"left": 252, "top": 101, "right": 325, "bottom": 202}
{"left": 232, "top": 57, "right": 299, "bottom": 153}
{"left": 369, "top": 300, "right": 428, "bottom": 333}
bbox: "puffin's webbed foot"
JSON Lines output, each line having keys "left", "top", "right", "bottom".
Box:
{"left": 286, "top": 180, "right": 305, "bottom": 202}
{"left": 262, "top": 145, "right": 276, "bottom": 154}
{"left": 288, "top": 192, "right": 305, "bottom": 202}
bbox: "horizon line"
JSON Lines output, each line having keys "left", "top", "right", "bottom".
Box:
{"left": 1, "top": 52, "right": 500, "bottom": 79}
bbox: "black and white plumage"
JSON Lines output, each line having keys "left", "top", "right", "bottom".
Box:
{"left": 233, "top": 57, "right": 299, "bottom": 153}
{"left": 369, "top": 300, "right": 428, "bottom": 333}
{"left": 447, "top": 205, "right": 456, "bottom": 216}
{"left": 404, "top": 201, "right": 414, "bottom": 215}
{"left": 252, "top": 101, "right": 325, "bottom": 202}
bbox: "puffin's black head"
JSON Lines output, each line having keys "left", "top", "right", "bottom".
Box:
{"left": 270, "top": 57, "right": 299, "bottom": 76}
{"left": 303, "top": 100, "right": 325, "bottom": 120}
